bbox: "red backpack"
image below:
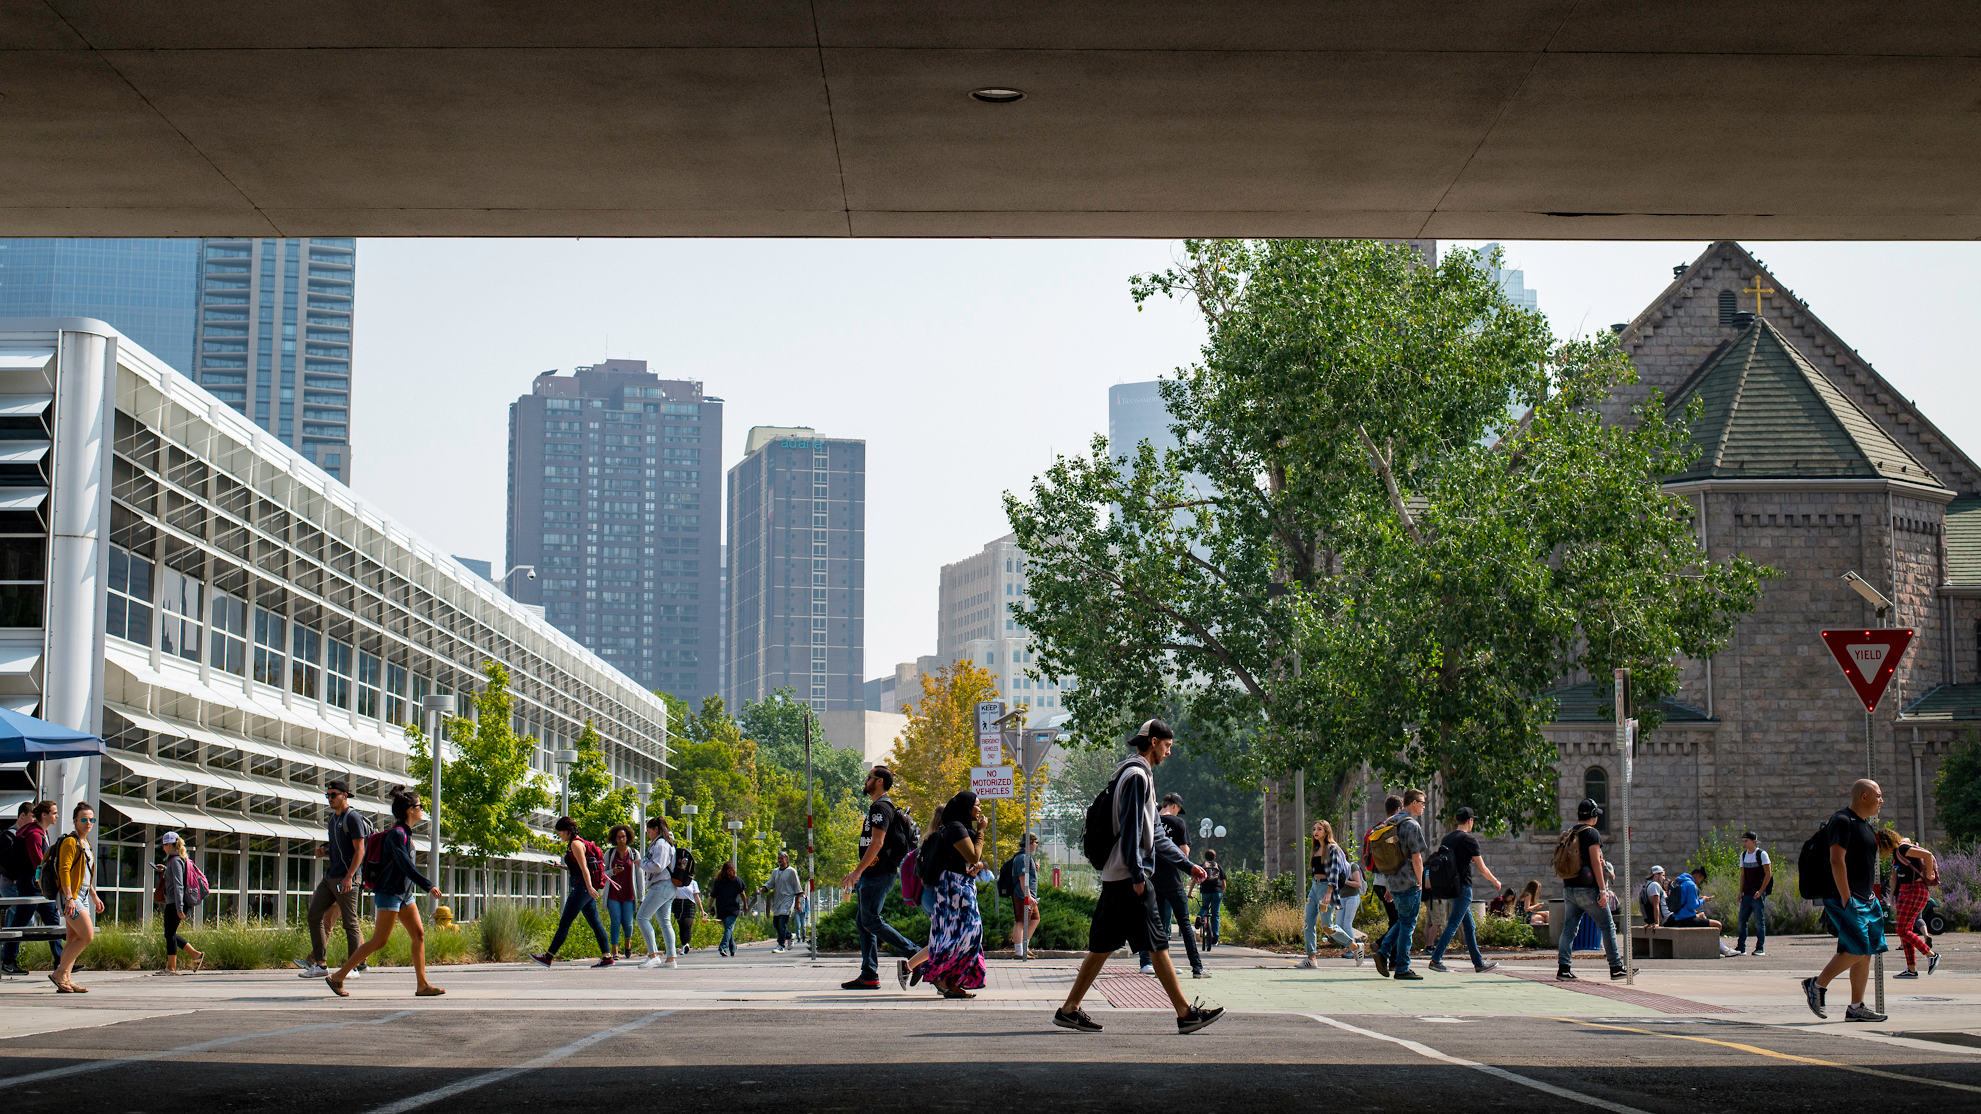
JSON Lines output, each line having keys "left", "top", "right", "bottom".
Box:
{"left": 573, "top": 838, "right": 606, "bottom": 890}
{"left": 360, "top": 828, "right": 392, "bottom": 891}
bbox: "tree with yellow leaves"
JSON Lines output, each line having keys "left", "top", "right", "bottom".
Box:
{"left": 888, "top": 658, "right": 1045, "bottom": 860}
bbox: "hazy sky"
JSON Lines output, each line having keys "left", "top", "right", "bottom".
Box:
{"left": 351, "top": 238, "right": 1981, "bottom": 682}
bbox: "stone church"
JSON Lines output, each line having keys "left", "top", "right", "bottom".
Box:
{"left": 1267, "top": 240, "right": 1981, "bottom": 888}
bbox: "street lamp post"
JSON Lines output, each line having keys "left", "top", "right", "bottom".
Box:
{"left": 421, "top": 694, "right": 454, "bottom": 917}
{"left": 680, "top": 803, "right": 698, "bottom": 847}
{"left": 554, "top": 748, "right": 578, "bottom": 817}
{"left": 635, "top": 782, "right": 653, "bottom": 850}
{"left": 726, "top": 820, "right": 744, "bottom": 867}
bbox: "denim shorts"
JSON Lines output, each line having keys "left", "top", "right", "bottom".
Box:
{"left": 374, "top": 888, "right": 416, "bottom": 913}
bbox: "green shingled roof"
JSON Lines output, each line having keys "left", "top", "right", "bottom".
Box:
{"left": 1899, "top": 683, "right": 1981, "bottom": 722}
{"left": 1947, "top": 498, "right": 1981, "bottom": 587}
{"left": 1665, "top": 318, "right": 1944, "bottom": 487}
{"left": 1544, "top": 681, "right": 1715, "bottom": 724}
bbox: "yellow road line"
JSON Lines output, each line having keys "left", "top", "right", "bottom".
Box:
{"left": 1556, "top": 1018, "right": 1981, "bottom": 1096}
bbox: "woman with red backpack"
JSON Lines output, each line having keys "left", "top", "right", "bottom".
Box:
{"left": 324, "top": 786, "right": 444, "bottom": 998}
{"left": 531, "top": 816, "right": 614, "bottom": 968}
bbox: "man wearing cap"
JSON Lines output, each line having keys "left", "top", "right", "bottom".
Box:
{"left": 838, "top": 763, "right": 919, "bottom": 990}
{"left": 296, "top": 779, "right": 370, "bottom": 979}
{"left": 1136, "top": 792, "right": 1206, "bottom": 979}
{"left": 1558, "top": 798, "right": 1625, "bottom": 981}
{"left": 1639, "top": 865, "right": 1670, "bottom": 928}
{"left": 1427, "top": 806, "right": 1500, "bottom": 974}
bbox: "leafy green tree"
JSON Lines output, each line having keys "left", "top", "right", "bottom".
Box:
{"left": 1935, "top": 729, "right": 1981, "bottom": 844}
{"left": 564, "top": 720, "right": 638, "bottom": 840}
{"left": 741, "top": 688, "right": 865, "bottom": 804}
{"left": 1007, "top": 239, "right": 1773, "bottom": 832}
{"left": 407, "top": 661, "right": 554, "bottom": 903}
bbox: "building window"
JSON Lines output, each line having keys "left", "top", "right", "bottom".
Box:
{"left": 325, "top": 637, "right": 352, "bottom": 709}
{"left": 105, "top": 545, "right": 153, "bottom": 646}
{"left": 1583, "top": 767, "right": 1609, "bottom": 832}
{"left": 385, "top": 662, "right": 408, "bottom": 725}
{"left": 1718, "top": 289, "right": 1736, "bottom": 325}
{"left": 292, "top": 625, "right": 321, "bottom": 699}
{"left": 357, "top": 650, "right": 380, "bottom": 718}
{"left": 209, "top": 591, "right": 248, "bottom": 675}
{"left": 0, "top": 536, "right": 46, "bottom": 629}
{"left": 158, "top": 566, "right": 202, "bottom": 663}
{"left": 253, "top": 608, "right": 285, "bottom": 686}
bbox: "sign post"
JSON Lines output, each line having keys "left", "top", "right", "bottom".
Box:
{"left": 1820, "top": 627, "right": 1915, "bottom": 1019}
{"left": 1614, "top": 670, "right": 1634, "bottom": 986}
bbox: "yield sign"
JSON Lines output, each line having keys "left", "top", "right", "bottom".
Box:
{"left": 1819, "top": 629, "right": 1914, "bottom": 712}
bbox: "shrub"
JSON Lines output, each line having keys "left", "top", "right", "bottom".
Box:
{"left": 1763, "top": 868, "right": 1825, "bottom": 934}
{"left": 1223, "top": 869, "right": 1263, "bottom": 914}
{"left": 815, "top": 880, "right": 1094, "bottom": 951}
{"left": 82, "top": 921, "right": 156, "bottom": 970}
{"left": 1264, "top": 871, "right": 1299, "bottom": 908}
{"left": 423, "top": 923, "right": 472, "bottom": 965}
{"left": 194, "top": 919, "right": 306, "bottom": 970}
{"left": 1933, "top": 729, "right": 1981, "bottom": 844}
{"left": 1474, "top": 914, "right": 1540, "bottom": 949}
{"left": 1938, "top": 848, "right": 1981, "bottom": 930}
{"left": 1244, "top": 903, "right": 1304, "bottom": 947}
{"left": 476, "top": 900, "right": 526, "bottom": 962}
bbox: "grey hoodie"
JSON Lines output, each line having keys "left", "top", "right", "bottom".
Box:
{"left": 1101, "top": 753, "right": 1191, "bottom": 887}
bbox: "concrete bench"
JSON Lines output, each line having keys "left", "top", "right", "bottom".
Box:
{"left": 1631, "top": 925, "right": 1720, "bottom": 959}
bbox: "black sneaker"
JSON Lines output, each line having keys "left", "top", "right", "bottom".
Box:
{"left": 840, "top": 976, "right": 881, "bottom": 990}
{"left": 1844, "top": 1003, "right": 1887, "bottom": 1023}
{"left": 1801, "top": 976, "right": 1827, "bottom": 1019}
{"left": 1054, "top": 1007, "right": 1103, "bottom": 1033}
{"left": 1373, "top": 951, "right": 1391, "bottom": 978}
{"left": 897, "top": 960, "right": 910, "bottom": 990}
{"left": 1394, "top": 969, "right": 1424, "bottom": 981}
{"left": 1177, "top": 1001, "right": 1225, "bottom": 1034}
{"left": 1556, "top": 968, "right": 1578, "bottom": 981}
{"left": 0, "top": 963, "right": 24, "bottom": 976}
{"left": 1609, "top": 967, "right": 1629, "bottom": 981}
{"left": 1426, "top": 961, "right": 1450, "bottom": 973}
{"left": 1929, "top": 953, "right": 1942, "bottom": 975}
{"left": 1894, "top": 969, "right": 1920, "bottom": 979}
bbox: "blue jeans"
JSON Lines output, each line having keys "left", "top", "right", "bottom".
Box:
{"left": 1379, "top": 887, "right": 1422, "bottom": 973}
{"left": 1304, "top": 878, "right": 1329, "bottom": 954}
{"left": 1138, "top": 887, "right": 1201, "bottom": 972}
{"left": 1329, "top": 891, "right": 1362, "bottom": 949}
{"left": 2, "top": 878, "right": 60, "bottom": 967}
{"left": 1557, "top": 886, "right": 1621, "bottom": 970}
{"left": 856, "top": 872, "right": 916, "bottom": 979}
{"left": 606, "top": 899, "right": 637, "bottom": 952}
{"left": 637, "top": 880, "right": 678, "bottom": 957}
{"left": 1737, "top": 893, "right": 1767, "bottom": 951}
{"left": 719, "top": 914, "right": 739, "bottom": 953}
{"left": 1202, "top": 891, "right": 1223, "bottom": 945}
{"left": 1431, "top": 884, "right": 1485, "bottom": 968}
{"left": 547, "top": 886, "right": 608, "bottom": 957}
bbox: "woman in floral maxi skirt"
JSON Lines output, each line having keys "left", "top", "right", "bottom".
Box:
{"left": 924, "top": 790, "right": 987, "bottom": 998}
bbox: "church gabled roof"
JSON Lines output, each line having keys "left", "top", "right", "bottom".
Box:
{"left": 1663, "top": 316, "right": 1947, "bottom": 488}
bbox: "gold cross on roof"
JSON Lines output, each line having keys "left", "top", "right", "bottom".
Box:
{"left": 1743, "top": 275, "right": 1776, "bottom": 315}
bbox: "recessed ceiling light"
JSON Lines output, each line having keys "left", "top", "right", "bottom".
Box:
{"left": 970, "top": 88, "right": 1025, "bottom": 104}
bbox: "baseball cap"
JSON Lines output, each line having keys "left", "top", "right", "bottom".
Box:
{"left": 1162, "top": 792, "right": 1184, "bottom": 812}
{"left": 159, "top": 830, "right": 183, "bottom": 846}
{"left": 1650, "top": 864, "right": 1666, "bottom": 874}
{"left": 1455, "top": 806, "right": 1475, "bottom": 823}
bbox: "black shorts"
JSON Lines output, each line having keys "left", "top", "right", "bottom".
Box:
{"left": 1089, "top": 880, "right": 1167, "bottom": 955}
{"left": 1665, "top": 914, "right": 1711, "bottom": 928}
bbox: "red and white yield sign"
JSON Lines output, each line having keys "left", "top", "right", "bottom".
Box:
{"left": 1820, "top": 629, "right": 1915, "bottom": 712}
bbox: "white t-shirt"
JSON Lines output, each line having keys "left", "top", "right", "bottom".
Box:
{"left": 1640, "top": 879, "right": 1665, "bottom": 917}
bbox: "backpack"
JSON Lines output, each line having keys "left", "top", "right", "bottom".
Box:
{"left": 183, "top": 857, "right": 209, "bottom": 904}
{"left": 360, "top": 828, "right": 392, "bottom": 891}
{"left": 1552, "top": 829, "right": 1585, "bottom": 880}
{"left": 1081, "top": 764, "right": 1133, "bottom": 870}
{"left": 1338, "top": 855, "right": 1365, "bottom": 896}
{"left": 1423, "top": 846, "right": 1460, "bottom": 899}
{"left": 1365, "top": 819, "right": 1406, "bottom": 875}
{"left": 670, "top": 846, "right": 696, "bottom": 888}
{"left": 0, "top": 826, "right": 26, "bottom": 884}
{"left": 574, "top": 838, "right": 607, "bottom": 890}
{"left": 37, "top": 833, "right": 76, "bottom": 900}
{"left": 1798, "top": 813, "right": 1845, "bottom": 900}
{"left": 996, "top": 855, "right": 1019, "bottom": 898}
{"left": 875, "top": 799, "right": 919, "bottom": 872}
{"left": 898, "top": 849, "right": 924, "bottom": 904}
{"left": 915, "top": 829, "right": 946, "bottom": 887}
{"left": 1636, "top": 880, "right": 1661, "bottom": 924}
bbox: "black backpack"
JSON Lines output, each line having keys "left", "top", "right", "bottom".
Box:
{"left": 0, "top": 826, "right": 27, "bottom": 884}
{"left": 1081, "top": 764, "right": 1132, "bottom": 870}
{"left": 914, "top": 829, "right": 946, "bottom": 887}
{"left": 1424, "top": 846, "right": 1461, "bottom": 899}
{"left": 875, "top": 799, "right": 919, "bottom": 872}
{"left": 1798, "top": 812, "right": 1846, "bottom": 900}
{"left": 996, "top": 855, "right": 1019, "bottom": 897}
{"left": 671, "top": 846, "right": 697, "bottom": 888}
{"left": 38, "top": 832, "right": 75, "bottom": 900}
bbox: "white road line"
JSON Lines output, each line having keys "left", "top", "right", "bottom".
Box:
{"left": 0, "top": 1008, "right": 417, "bottom": 1087}
{"left": 365, "top": 1010, "right": 672, "bottom": 1114}
{"left": 1300, "top": 1013, "right": 1654, "bottom": 1114}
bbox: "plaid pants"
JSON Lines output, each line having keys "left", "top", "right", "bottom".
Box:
{"left": 1894, "top": 881, "right": 1932, "bottom": 964}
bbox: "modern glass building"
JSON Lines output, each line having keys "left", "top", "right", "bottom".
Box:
{"left": 1, "top": 318, "right": 667, "bottom": 924}
{"left": 191, "top": 238, "right": 355, "bottom": 483}
{"left": 505, "top": 362, "right": 723, "bottom": 704}
{"left": 0, "top": 239, "right": 200, "bottom": 376}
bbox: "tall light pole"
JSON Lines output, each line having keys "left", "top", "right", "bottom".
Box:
{"left": 554, "top": 748, "right": 578, "bottom": 817}
{"left": 802, "top": 704, "right": 816, "bottom": 961}
{"left": 421, "top": 694, "right": 454, "bottom": 916}
{"left": 680, "top": 803, "right": 698, "bottom": 848}
{"left": 635, "top": 781, "right": 653, "bottom": 853}
{"left": 726, "top": 820, "right": 744, "bottom": 867}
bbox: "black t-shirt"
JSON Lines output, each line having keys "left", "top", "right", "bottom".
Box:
{"left": 1823, "top": 809, "right": 1877, "bottom": 900}
{"left": 1154, "top": 813, "right": 1190, "bottom": 890}
{"left": 1441, "top": 830, "right": 1481, "bottom": 887}
{"left": 1571, "top": 826, "right": 1603, "bottom": 890}
{"left": 935, "top": 820, "right": 974, "bottom": 876}
{"left": 1892, "top": 842, "right": 1925, "bottom": 886}
{"left": 861, "top": 797, "right": 901, "bottom": 871}
{"left": 711, "top": 875, "right": 746, "bottom": 917}
{"left": 1200, "top": 861, "right": 1224, "bottom": 893}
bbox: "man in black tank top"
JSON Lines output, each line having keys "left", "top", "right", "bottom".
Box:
{"left": 1734, "top": 832, "right": 1771, "bottom": 956}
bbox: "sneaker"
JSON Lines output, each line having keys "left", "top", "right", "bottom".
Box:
{"left": 1801, "top": 976, "right": 1827, "bottom": 1019}
{"left": 530, "top": 953, "right": 553, "bottom": 968}
{"left": 1894, "top": 969, "right": 1920, "bottom": 979}
{"left": 840, "top": 976, "right": 881, "bottom": 990}
{"left": 1296, "top": 957, "right": 1316, "bottom": 969}
{"left": 1844, "top": 1003, "right": 1887, "bottom": 1023}
{"left": 1753, "top": 949, "right": 1766, "bottom": 956}
{"left": 592, "top": 956, "right": 616, "bottom": 968}
{"left": 896, "top": 959, "right": 910, "bottom": 991}
{"left": 1732, "top": 947, "right": 1746, "bottom": 955}
{"left": 299, "top": 964, "right": 328, "bottom": 979}
{"left": 1373, "top": 951, "right": 1391, "bottom": 978}
{"left": 1929, "top": 952, "right": 1942, "bottom": 975}
{"left": 1475, "top": 961, "right": 1499, "bottom": 974}
{"left": 1177, "top": 1001, "right": 1225, "bottom": 1034}
{"left": 638, "top": 956, "right": 662, "bottom": 969}
{"left": 0, "top": 964, "right": 24, "bottom": 976}
{"left": 909, "top": 962, "right": 926, "bottom": 988}
{"left": 1053, "top": 1007, "right": 1103, "bottom": 1033}
{"left": 1394, "top": 969, "right": 1424, "bottom": 981}
{"left": 661, "top": 958, "right": 677, "bottom": 969}
{"left": 1191, "top": 968, "right": 1209, "bottom": 980}
{"left": 1556, "top": 968, "right": 1578, "bottom": 981}
{"left": 1352, "top": 945, "right": 1365, "bottom": 967}
{"left": 1610, "top": 967, "right": 1629, "bottom": 981}
{"left": 1427, "top": 961, "right": 1450, "bottom": 973}
{"left": 1139, "top": 964, "right": 1155, "bottom": 976}
{"left": 355, "top": 964, "right": 368, "bottom": 975}
{"left": 291, "top": 958, "right": 311, "bottom": 971}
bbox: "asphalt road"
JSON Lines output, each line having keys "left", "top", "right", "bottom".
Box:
{"left": 1, "top": 1007, "right": 1979, "bottom": 1113}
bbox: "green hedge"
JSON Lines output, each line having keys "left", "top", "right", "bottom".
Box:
{"left": 817, "top": 881, "right": 1096, "bottom": 952}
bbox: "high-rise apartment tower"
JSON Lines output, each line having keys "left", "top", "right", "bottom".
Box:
{"left": 0, "top": 238, "right": 200, "bottom": 376}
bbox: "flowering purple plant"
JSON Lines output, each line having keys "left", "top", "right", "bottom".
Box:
{"left": 1936, "top": 847, "right": 1981, "bottom": 931}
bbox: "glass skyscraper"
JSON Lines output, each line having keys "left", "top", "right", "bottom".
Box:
{"left": 192, "top": 238, "right": 355, "bottom": 483}
{"left": 0, "top": 238, "right": 200, "bottom": 374}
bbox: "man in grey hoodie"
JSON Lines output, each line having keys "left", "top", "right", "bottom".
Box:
{"left": 1053, "top": 719, "right": 1224, "bottom": 1035}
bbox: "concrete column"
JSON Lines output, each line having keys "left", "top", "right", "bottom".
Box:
{"left": 45, "top": 325, "right": 113, "bottom": 825}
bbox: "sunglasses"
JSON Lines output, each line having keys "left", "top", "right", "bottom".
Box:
{"left": 77, "top": 816, "right": 95, "bottom": 825}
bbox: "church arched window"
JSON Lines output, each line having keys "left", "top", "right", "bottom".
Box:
{"left": 1718, "top": 289, "right": 1737, "bottom": 325}
{"left": 1583, "top": 767, "right": 1609, "bottom": 832}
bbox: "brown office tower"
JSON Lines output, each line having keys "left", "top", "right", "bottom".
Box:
{"left": 505, "top": 360, "right": 722, "bottom": 703}
{"left": 726, "top": 427, "right": 865, "bottom": 717}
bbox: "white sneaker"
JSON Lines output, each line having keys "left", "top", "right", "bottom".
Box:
{"left": 661, "top": 958, "right": 678, "bottom": 969}
{"left": 298, "top": 964, "right": 328, "bottom": 979}
{"left": 1139, "top": 964, "right": 1155, "bottom": 976}
{"left": 638, "top": 955, "right": 662, "bottom": 969}
{"left": 1296, "top": 957, "right": 1317, "bottom": 969}
{"left": 1352, "top": 945, "right": 1366, "bottom": 967}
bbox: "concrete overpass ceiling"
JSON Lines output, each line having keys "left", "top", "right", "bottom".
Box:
{"left": 5, "top": 2, "right": 1979, "bottom": 238}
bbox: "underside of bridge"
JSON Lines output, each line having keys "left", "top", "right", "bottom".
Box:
{"left": 6, "top": 2, "right": 1979, "bottom": 239}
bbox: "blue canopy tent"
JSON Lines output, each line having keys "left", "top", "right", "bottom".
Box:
{"left": 0, "top": 708, "right": 104, "bottom": 795}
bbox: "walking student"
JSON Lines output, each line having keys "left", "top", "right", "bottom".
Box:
{"left": 838, "top": 763, "right": 918, "bottom": 990}
{"left": 1010, "top": 833, "right": 1040, "bottom": 960}
{"left": 297, "top": 779, "right": 368, "bottom": 978}
{"left": 1367, "top": 795, "right": 1403, "bottom": 946}
{"left": 48, "top": 803, "right": 100, "bottom": 993}
{"left": 710, "top": 860, "right": 747, "bottom": 956}
{"left": 531, "top": 816, "right": 614, "bottom": 968}
{"left": 0, "top": 801, "right": 58, "bottom": 975}
{"left": 153, "top": 831, "right": 205, "bottom": 975}
{"left": 1199, "top": 849, "right": 1226, "bottom": 949}
{"left": 1733, "top": 832, "right": 1772, "bottom": 956}
{"left": 603, "top": 824, "right": 640, "bottom": 959}
{"left": 1428, "top": 806, "right": 1502, "bottom": 974}
{"left": 1137, "top": 793, "right": 1205, "bottom": 979}
{"left": 1053, "top": 719, "right": 1222, "bottom": 1035}
{"left": 635, "top": 816, "right": 679, "bottom": 968}
{"left": 924, "top": 790, "right": 989, "bottom": 998}
{"left": 764, "top": 851, "right": 803, "bottom": 952}
{"left": 1878, "top": 828, "right": 1940, "bottom": 978}
{"left": 1300, "top": 820, "right": 1351, "bottom": 968}
{"left": 674, "top": 875, "right": 700, "bottom": 954}
{"left": 1372, "top": 790, "right": 1430, "bottom": 980}
{"left": 1803, "top": 779, "right": 1888, "bottom": 1022}
{"left": 1555, "top": 798, "right": 1625, "bottom": 982}
{"left": 325, "top": 786, "right": 444, "bottom": 997}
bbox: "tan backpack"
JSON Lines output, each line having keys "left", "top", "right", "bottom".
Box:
{"left": 1552, "top": 829, "right": 1584, "bottom": 880}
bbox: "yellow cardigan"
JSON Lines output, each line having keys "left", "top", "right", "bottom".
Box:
{"left": 50, "top": 833, "right": 91, "bottom": 900}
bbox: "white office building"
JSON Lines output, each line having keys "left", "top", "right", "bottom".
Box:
{"left": 1, "top": 319, "right": 668, "bottom": 924}
{"left": 936, "top": 534, "right": 1067, "bottom": 719}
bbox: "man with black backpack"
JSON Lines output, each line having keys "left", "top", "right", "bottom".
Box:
{"left": 1427, "top": 806, "right": 1501, "bottom": 975}
{"left": 839, "top": 764, "right": 919, "bottom": 990}
{"left": 1052, "top": 719, "right": 1222, "bottom": 1035}
{"left": 1801, "top": 779, "right": 1889, "bottom": 1023}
